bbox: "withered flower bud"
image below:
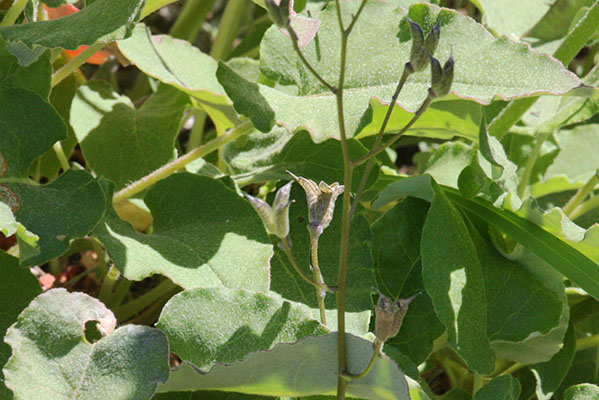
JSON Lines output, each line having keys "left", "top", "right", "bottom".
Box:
{"left": 265, "top": 0, "right": 291, "bottom": 28}
{"left": 429, "top": 51, "right": 454, "bottom": 98}
{"left": 407, "top": 19, "right": 441, "bottom": 73}
{"left": 374, "top": 291, "right": 419, "bottom": 342}
{"left": 245, "top": 181, "right": 293, "bottom": 239}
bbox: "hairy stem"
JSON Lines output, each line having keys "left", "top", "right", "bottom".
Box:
{"left": 0, "top": 0, "right": 28, "bottom": 26}
{"left": 113, "top": 121, "right": 253, "bottom": 203}
{"left": 350, "top": 66, "right": 411, "bottom": 219}
{"left": 51, "top": 42, "right": 106, "bottom": 87}
{"left": 341, "top": 339, "right": 383, "bottom": 381}
{"left": 281, "top": 236, "right": 336, "bottom": 294}
{"left": 309, "top": 231, "right": 327, "bottom": 325}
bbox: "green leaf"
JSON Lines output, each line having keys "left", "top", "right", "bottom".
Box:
{"left": 117, "top": 24, "right": 238, "bottom": 132}
{"left": 3, "top": 288, "right": 169, "bottom": 400}
{"left": 223, "top": 129, "right": 376, "bottom": 191}
{"left": 525, "top": 0, "right": 596, "bottom": 43}
{"left": 269, "top": 184, "right": 374, "bottom": 334}
{"left": 156, "top": 287, "right": 328, "bottom": 371}
{"left": 0, "top": 0, "right": 145, "bottom": 50}
{"left": 564, "top": 384, "right": 599, "bottom": 400}
{"left": 0, "top": 251, "right": 41, "bottom": 399}
{"left": 216, "top": 61, "right": 274, "bottom": 133}
{"left": 374, "top": 176, "right": 599, "bottom": 301}
{"left": 157, "top": 333, "right": 410, "bottom": 399}
{"left": 530, "top": 323, "right": 576, "bottom": 400}
{"left": 371, "top": 198, "right": 445, "bottom": 364}
{"left": 249, "top": 1, "right": 580, "bottom": 143}
{"left": 94, "top": 174, "right": 273, "bottom": 290}
{"left": 7, "top": 170, "right": 107, "bottom": 266}
{"left": 0, "top": 38, "right": 51, "bottom": 98}
{"left": 0, "top": 88, "right": 65, "bottom": 178}
{"left": 473, "top": 375, "right": 521, "bottom": 400}
{"left": 470, "top": 0, "right": 551, "bottom": 38}
{"left": 420, "top": 182, "right": 496, "bottom": 374}
{"left": 71, "top": 81, "right": 190, "bottom": 190}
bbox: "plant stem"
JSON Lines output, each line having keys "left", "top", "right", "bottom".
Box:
{"left": 98, "top": 265, "right": 120, "bottom": 305}
{"left": 109, "top": 278, "right": 132, "bottom": 309}
{"left": 497, "top": 362, "right": 525, "bottom": 377}
{"left": 563, "top": 172, "right": 599, "bottom": 216}
{"left": 113, "top": 121, "right": 252, "bottom": 203}
{"left": 210, "top": 0, "right": 245, "bottom": 61}
{"left": 517, "top": 131, "right": 550, "bottom": 198}
{"left": 169, "top": 0, "right": 216, "bottom": 42}
{"left": 186, "top": 108, "right": 207, "bottom": 151}
{"left": 309, "top": 231, "right": 327, "bottom": 325}
{"left": 53, "top": 142, "right": 70, "bottom": 171}
{"left": 341, "top": 339, "right": 382, "bottom": 381}
{"left": 350, "top": 94, "right": 434, "bottom": 167}
{"left": 0, "top": 0, "right": 28, "bottom": 26}
{"left": 350, "top": 66, "right": 411, "bottom": 219}
{"left": 570, "top": 195, "right": 599, "bottom": 220}
{"left": 115, "top": 279, "right": 177, "bottom": 320}
{"left": 281, "top": 236, "right": 336, "bottom": 294}
{"left": 288, "top": 27, "right": 338, "bottom": 94}
{"left": 576, "top": 333, "right": 599, "bottom": 351}
{"left": 51, "top": 42, "right": 106, "bottom": 87}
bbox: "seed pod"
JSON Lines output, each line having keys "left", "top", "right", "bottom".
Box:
{"left": 245, "top": 181, "right": 293, "bottom": 239}
{"left": 425, "top": 20, "right": 441, "bottom": 56}
{"left": 265, "top": 0, "right": 291, "bottom": 28}
{"left": 429, "top": 51, "right": 454, "bottom": 98}
{"left": 374, "top": 291, "right": 419, "bottom": 342}
{"left": 407, "top": 19, "right": 441, "bottom": 73}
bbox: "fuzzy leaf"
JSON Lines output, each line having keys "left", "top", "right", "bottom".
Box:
{"left": 471, "top": 0, "right": 551, "bottom": 38}
{"left": 473, "top": 376, "right": 521, "bottom": 400}
{"left": 0, "top": 39, "right": 51, "bottom": 98}
{"left": 564, "top": 384, "right": 599, "bottom": 400}
{"left": 3, "top": 289, "right": 169, "bottom": 400}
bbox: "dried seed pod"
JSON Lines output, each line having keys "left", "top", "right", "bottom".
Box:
{"left": 265, "top": 0, "right": 291, "bottom": 28}
{"left": 374, "top": 291, "right": 419, "bottom": 342}
{"left": 429, "top": 51, "right": 454, "bottom": 98}
{"left": 245, "top": 181, "right": 293, "bottom": 239}
{"left": 407, "top": 19, "right": 441, "bottom": 73}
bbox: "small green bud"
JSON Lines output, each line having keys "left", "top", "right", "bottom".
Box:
{"left": 425, "top": 20, "right": 441, "bottom": 56}
{"left": 288, "top": 171, "right": 344, "bottom": 237}
{"left": 374, "top": 291, "right": 419, "bottom": 342}
{"left": 429, "top": 51, "right": 454, "bottom": 98}
{"left": 407, "top": 19, "right": 441, "bottom": 73}
{"left": 245, "top": 181, "right": 293, "bottom": 239}
{"left": 265, "top": 0, "right": 291, "bottom": 28}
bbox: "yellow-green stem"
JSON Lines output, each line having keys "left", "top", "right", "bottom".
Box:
{"left": 563, "top": 172, "right": 599, "bottom": 216}
{"left": 113, "top": 121, "right": 252, "bottom": 203}
{"left": 169, "top": 0, "right": 216, "bottom": 42}
{"left": 98, "top": 265, "right": 120, "bottom": 305}
{"left": 53, "top": 142, "right": 70, "bottom": 171}
{"left": 576, "top": 333, "right": 599, "bottom": 351}
{"left": 341, "top": 339, "right": 382, "bottom": 381}
{"left": 210, "top": 0, "right": 245, "bottom": 60}
{"left": 0, "top": 0, "right": 28, "bottom": 26}
{"left": 517, "top": 131, "right": 550, "bottom": 198}
{"left": 309, "top": 232, "right": 327, "bottom": 325}
{"left": 186, "top": 109, "right": 207, "bottom": 151}
{"left": 115, "top": 279, "right": 177, "bottom": 320}
{"left": 570, "top": 195, "right": 599, "bottom": 220}
{"left": 51, "top": 42, "right": 106, "bottom": 87}
{"left": 281, "top": 236, "right": 335, "bottom": 294}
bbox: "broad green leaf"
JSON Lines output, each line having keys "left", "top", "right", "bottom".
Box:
{"left": 117, "top": 24, "right": 238, "bottom": 132}
{"left": 564, "top": 384, "right": 599, "bottom": 400}
{"left": 0, "top": 88, "right": 65, "bottom": 178}
{"left": 554, "top": 346, "right": 599, "bottom": 399}
{"left": 530, "top": 323, "right": 576, "bottom": 400}
{"left": 0, "top": 251, "right": 41, "bottom": 400}
{"left": 0, "top": 0, "right": 145, "bottom": 49}
{"left": 0, "top": 38, "right": 51, "bottom": 98}
{"left": 525, "top": 0, "right": 596, "bottom": 42}
{"left": 223, "top": 129, "right": 376, "bottom": 191}
{"left": 373, "top": 176, "right": 599, "bottom": 301}
{"left": 0, "top": 202, "right": 17, "bottom": 237}
{"left": 470, "top": 0, "right": 551, "bottom": 38}
{"left": 3, "top": 288, "right": 169, "bottom": 400}
{"left": 371, "top": 198, "right": 445, "bottom": 364}
{"left": 420, "top": 182, "right": 495, "bottom": 374}
{"left": 158, "top": 333, "right": 410, "bottom": 399}
{"left": 71, "top": 81, "right": 190, "bottom": 190}
{"left": 473, "top": 375, "right": 521, "bottom": 400}
{"left": 269, "top": 184, "right": 374, "bottom": 334}
{"left": 94, "top": 174, "right": 273, "bottom": 290}
{"left": 7, "top": 170, "right": 107, "bottom": 266}
{"left": 250, "top": 1, "right": 581, "bottom": 143}
{"left": 156, "top": 287, "right": 328, "bottom": 371}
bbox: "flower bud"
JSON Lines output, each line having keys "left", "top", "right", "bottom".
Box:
{"left": 407, "top": 19, "right": 441, "bottom": 73}
{"left": 288, "top": 171, "right": 344, "bottom": 237}
{"left": 374, "top": 291, "right": 419, "bottom": 342}
{"left": 429, "top": 51, "right": 454, "bottom": 98}
{"left": 265, "top": 0, "right": 291, "bottom": 28}
{"left": 245, "top": 181, "right": 293, "bottom": 239}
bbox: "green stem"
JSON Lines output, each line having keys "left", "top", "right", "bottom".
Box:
{"left": 488, "top": 1, "right": 599, "bottom": 138}
{"left": 169, "top": 0, "right": 216, "bottom": 42}
{"left": 53, "top": 141, "right": 70, "bottom": 171}
{"left": 309, "top": 231, "right": 327, "bottom": 325}
{"left": 563, "top": 172, "right": 599, "bottom": 216}
{"left": 98, "top": 265, "right": 120, "bottom": 305}
{"left": 64, "top": 265, "right": 100, "bottom": 289}
{"left": 576, "top": 333, "right": 599, "bottom": 351}
{"left": 48, "top": 258, "right": 61, "bottom": 276}
{"left": 209, "top": 0, "right": 245, "bottom": 61}
{"left": 0, "top": 0, "right": 28, "bottom": 26}
{"left": 51, "top": 42, "right": 106, "bottom": 87}
{"left": 186, "top": 109, "right": 207, "bottom": 151}
{"left": 350, "top": 94, "right": 435, "bottom": 167}
{"left": 109, "top": 278, "right": 132, "bottom": 309}
{"left": 128, "top": 288, "right": 178, "bottom": 325}
{"left": 517, "top": 131, "right": 550, "bottom": 198}
{"left": 281, "top": 236, "right": 336, "bottom": 294}
{"left": 115, "top": 279, "right": 177, "bottom": 320}
{"left": 570, "top": 195, "right": 599, "bottom": 220}
{"left": 341, "top": 339, "right": 382, "bottom": 381}
{"left": 498, "top": 362, "right": 525, "bottom": 377}
{"left": 113, "top": 121, "right": 253, "bottom": 203}
{"left": 349, "top": 66, "right": 411, "bottom": 219}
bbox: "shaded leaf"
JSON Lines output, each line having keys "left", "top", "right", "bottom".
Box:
{"left": 156, "top": 287, "right": 328, "bottom": 371}
{"left": 473, "top": 375, "right": 521, "bottom": 400}
{"left": 471, "top": 0, "right": 551, "bottom": 38}
{"left": 158, "top": 333, "right": 410, "bottom": 399}
{"left": 3, "top": 289, "right": 169, "bottom": 400}
{"left": 0, "top": 38, "right": 51, "bottom": 98}
{"left": 71, "top": 81, "right": 190, "bottom": 190}
{"left": 525, "top": 0, "right": 596, "bottom": 42}
{"left": 564, "top": 384, "right": 599, "bottom": 400}
{"left": 94, "top": 174, "right": 273, "bottom": 290}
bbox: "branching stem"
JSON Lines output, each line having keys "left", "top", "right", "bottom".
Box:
{"left": 281, "top": 236, "right": 337, "bottom": 294}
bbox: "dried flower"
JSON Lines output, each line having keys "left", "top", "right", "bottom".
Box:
{"left": 288, "top": 171, "right": 344, "bottom": 237}
{"left": 245, "top": 181, "right": 293, "bottom": 239}
{"left": 429, "top": 51, "right": 454, "bottom": 98}
{"left": 407, "top": 19, "right": 441, "bottom": 73}
{"left": 374, "top": 291, "right": 419, "bottom": 342}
